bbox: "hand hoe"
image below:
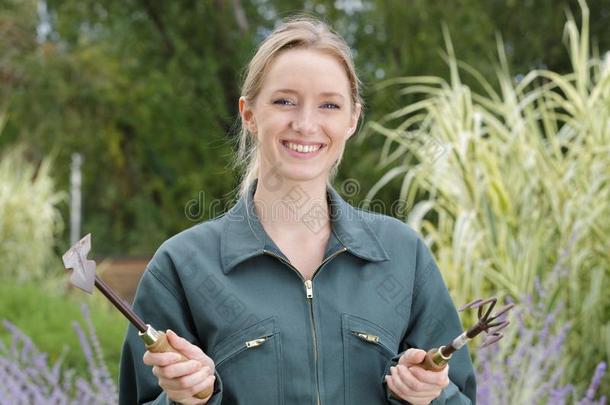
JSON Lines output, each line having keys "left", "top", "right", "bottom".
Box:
{"left": 62, "top": 233, "right": 213, "bottom": 400}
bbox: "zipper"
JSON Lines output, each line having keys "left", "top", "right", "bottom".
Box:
{"left": 264, "top": 246, "right": 348, "bottom": 405}
{"left": 352, "top": 331, "right": 380, "bottom": 343}
{"left": 245, "top": 334, "right": 272, "bottom": 348}
{"left": 305, "top": 280, "right": 313, "bottom": 298}
{"left": 351, "top": 330, "right": 394, "bottom": 355}
{"left": 216, "top": 333, "right": 275, "bottom": 367}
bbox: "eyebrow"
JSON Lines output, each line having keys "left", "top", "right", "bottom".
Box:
{"left": 272, "top": 88, "right": 345, "bottom": 101}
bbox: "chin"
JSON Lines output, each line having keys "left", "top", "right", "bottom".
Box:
{"left": 277, "top": 167, "right": 328, "bottom": 183}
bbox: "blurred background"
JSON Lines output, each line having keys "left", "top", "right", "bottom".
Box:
{"left": 1, "top": 0, "right": 608, "bottom": 403}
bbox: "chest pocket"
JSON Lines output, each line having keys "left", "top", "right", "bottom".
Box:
{"left": 342, "top": 313, "right": 398, "bottom": 405}
{"left": 212, "top": 316, "right": 283, "bottom": 405}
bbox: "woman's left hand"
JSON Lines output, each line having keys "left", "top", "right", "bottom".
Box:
{"left": 384, "top": 348, "right": 450, "bottom": 405}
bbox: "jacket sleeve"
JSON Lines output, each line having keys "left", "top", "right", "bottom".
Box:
{"left": 118, "top": 258, "right": 224, "bottom": 405}
{"left": 382, "top": 240, "right": 477, "bottom": 405}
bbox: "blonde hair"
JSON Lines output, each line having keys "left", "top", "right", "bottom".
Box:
{"left": 232, "top": 15, "right": 364, "bottom": 198}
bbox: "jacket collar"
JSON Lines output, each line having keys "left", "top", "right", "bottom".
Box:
{"left": 220, "top": 179, "right": 390, "bottom": 274}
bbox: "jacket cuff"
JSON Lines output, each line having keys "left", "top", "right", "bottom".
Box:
{"left": 429, "top": 380, "right": 459, "bottom": 404}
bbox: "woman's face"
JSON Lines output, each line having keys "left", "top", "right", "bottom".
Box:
{"left": 239, "top": 48, "right": 361, "bottom": 186}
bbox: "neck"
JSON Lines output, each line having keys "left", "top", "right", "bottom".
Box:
{"left": 252, "top": 177, "right": 331, "bottom": 238}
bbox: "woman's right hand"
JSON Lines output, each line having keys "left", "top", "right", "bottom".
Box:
{"left": 143, "top": 330, "right": 216, "bottom": 405}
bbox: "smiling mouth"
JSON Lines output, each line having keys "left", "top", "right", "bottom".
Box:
{"left": 281, "top": 140, "right": 326, "bottom": 154}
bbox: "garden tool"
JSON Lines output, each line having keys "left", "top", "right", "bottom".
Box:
{"left": 62, "top": 233, "right": 213, "bottom": 400}
{"left": 418, "top": 296, "right": 514, "bottom": 371}
{"left": 389, "top": 296, "right": 513, "bottom": 400}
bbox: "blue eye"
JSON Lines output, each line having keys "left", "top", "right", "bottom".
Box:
{"left": 273, "top": 98, "right": 294, "bottom": 106}
{"left": 322, "top": 103, "right": 340, "bottom": 109}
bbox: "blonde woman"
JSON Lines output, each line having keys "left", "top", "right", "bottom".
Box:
{"left": 119, "top": 15, "right": 476, "bottom": 405}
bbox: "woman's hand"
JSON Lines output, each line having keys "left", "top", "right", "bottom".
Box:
{"left": 143, "top": 330, "right": 216, "bottom": 405}
{"left": 385, "top": 348, "right": 449, "bottom": 405}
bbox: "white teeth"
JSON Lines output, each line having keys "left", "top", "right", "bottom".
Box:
{"left": 284, "top": 142, "right": 322, "bottom": 153}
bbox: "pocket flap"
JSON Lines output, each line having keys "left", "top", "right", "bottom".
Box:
{"left": 213, "top": 316, "right": 277, "bottom": 364}
{"left": 342, "top": 313, "right": 398, "bottom": 354}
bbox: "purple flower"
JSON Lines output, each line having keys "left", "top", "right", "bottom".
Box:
{"left": 577, "top": 362, "right": 607, "bottom": 405}
{"left": 0, "top": 305, "right": 118, "bottom": 404}
{"left": 475, "top": 291, "right": 605, "bottom": 404}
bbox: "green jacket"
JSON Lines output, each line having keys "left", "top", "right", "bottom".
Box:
{"left": 119, "top": 179, "right": 476, "bottom": 405}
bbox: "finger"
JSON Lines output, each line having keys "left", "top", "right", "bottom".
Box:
{"left": 385, "top": 372, "right": 408, "bottom": 401}
{"left": 166, "top": 330, "right": 204, "bottom": 357}
{"left": 410, "top": 364, "right": 450, "bottom": 387}
{"left": 160, "top": 365, "right": 211, "bottom": 392}
{"left": 398, "top": 348, "right": 427, "bottom": 367}
{"left": 386, "top": 368, "right": 432, "bottom": 402}
{"left": 168, "top": 373, "right": 216, "bottom": 403}
{"left": 396, "top": 365, "right": 441, "bottom": 394}
{"left": 166, "top": 330, "right": 212, "bottom": 366}
{"left": 187, "top": 373, "right": 216, "bottom": 398}
{"left": 388, "top": 366, "right": 425, "bottom": 399}
{"left": 143, "top": 350, "right": 183, "bottom": 367}
{"left": 156, "top": 360, "right": 204, "bottom": 380}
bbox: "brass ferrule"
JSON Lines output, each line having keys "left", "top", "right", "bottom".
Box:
{"left": 138, "top": 324, "right": 160, "bottom": 346}
{"left": 432, "top": 346, "right": 452, "bottom": 366}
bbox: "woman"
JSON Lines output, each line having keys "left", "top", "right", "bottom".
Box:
{"left": 119, "top": 16, "right": 476, "bottom": 405}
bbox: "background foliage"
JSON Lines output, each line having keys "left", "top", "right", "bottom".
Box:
{"left": 365, "top": 0, "right": 609, "bottom": 398}
{"left": 1, "top": 0, "right": 609, "bottom": 403}
{"left": 0, "top": 144, "right": 64, "bottom": 282}
{"left": 1, "top": 0, "right": 609, "bottom": 255}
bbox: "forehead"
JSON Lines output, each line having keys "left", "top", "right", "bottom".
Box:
{"left": 261, "top": 48, "right": 351, "bottom": 96}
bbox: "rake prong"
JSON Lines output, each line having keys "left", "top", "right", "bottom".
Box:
{"left": 460, "top": 297, "right": 497, "bottom": 311}
{"left": 481, "top": 298, "right": 497, "bottom": 321}
{"left": 479, "top": 297, "right": 498, "bottom": 307}
{"left": 458, "top": 298, "right": 484, "bottom": 312}
{"left": 459, "top": 296, "right": 515, "bottom": 350}
{"left": 489, "top": 303, "right": 515, "bottom": 321}
{"left": 487, "top": 320, "right": 510, "bottom": 331}
{"left": 480, "top": 333, "right": 504, "bottom": 348}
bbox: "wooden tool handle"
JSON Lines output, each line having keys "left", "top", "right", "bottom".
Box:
{"left": 146, "top": 331, "right": 214, "bottom": 400}
{"left": 419, "top": 348, "right": 449, "bottom": 371}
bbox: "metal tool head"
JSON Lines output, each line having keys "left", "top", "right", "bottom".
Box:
{"left": 459, "top": 296, "right": 515, "bottom": 348}
{"left": 62, "top": 233, "right": 97, "bottom": 294}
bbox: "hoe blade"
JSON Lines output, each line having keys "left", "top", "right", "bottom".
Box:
{"left": 62, "top": 233, "right": 96, "bottom": 294}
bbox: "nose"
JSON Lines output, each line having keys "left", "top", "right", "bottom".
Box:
{"left": 291, "top": 105, "right": 318, "bottom": 135}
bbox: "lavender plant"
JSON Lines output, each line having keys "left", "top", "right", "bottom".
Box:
{"left": 0, "top": 305, "right": 118, "bottom": 405}
{"left": 476, "top": 293, "right": 606, "bottom": 405}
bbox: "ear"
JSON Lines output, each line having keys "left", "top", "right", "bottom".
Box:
{"left": 346, "top": 102, "right": 362, "bottom": 139}
{"left": 239, "top": 96, "right": 257, "bottom": 134}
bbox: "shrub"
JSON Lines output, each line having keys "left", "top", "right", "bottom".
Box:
{"left": 366, "top": 0, "right": 609, "bottom": 392}
{"left": 0, "top": 144, "right": 65, "bottom": 282}
{"left": 0, "top": 305, "right": 117, "bottom": 404}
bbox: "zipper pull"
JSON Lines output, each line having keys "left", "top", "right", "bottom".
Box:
{"left": 305, "top": 280, "right": 313, "bottom": 299}
{"left": 245, "top": 336, "right": 268, "bottom": 348}
{"left": 354, "top": 331, "right": 380, "bottom": 343}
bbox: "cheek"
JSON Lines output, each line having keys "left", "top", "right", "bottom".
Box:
{"left": 325, "top": 119, "right": 353, "bottom": 142}
{"left": 259, "top": 113, "right": 291, "bottom": 137}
